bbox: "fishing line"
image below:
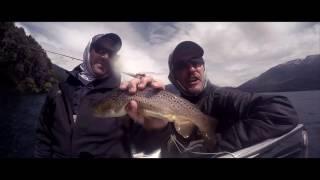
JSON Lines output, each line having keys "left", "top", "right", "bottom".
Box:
{"left": 169, "top": 135, "right": 236, "bottom": 158}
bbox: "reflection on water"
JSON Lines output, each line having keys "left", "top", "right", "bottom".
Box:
{"left": 260, "top": 90, "right": 320, "bottom": 158}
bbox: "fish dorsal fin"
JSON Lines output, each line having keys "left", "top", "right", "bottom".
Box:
{"left": 174, "top": 121, "right": 195, "bottom": 139}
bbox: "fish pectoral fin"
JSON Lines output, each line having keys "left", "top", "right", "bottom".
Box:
{"left": 140, "top": 109, "right": 174, "bottom": 122}
{"left": 174, "top": 121, "right": 195, "bottom": 139}
{"left": 141, "top": 109, "right": 195, "bottom": 139}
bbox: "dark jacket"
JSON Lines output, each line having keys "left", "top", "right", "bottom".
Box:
{"left": 34, "top": 66, "right": 170, "bottom": 158}
{"left": 161, "top": 82, "right": 299, "bottom": 157}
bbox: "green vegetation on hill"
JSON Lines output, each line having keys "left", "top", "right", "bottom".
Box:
{"left": 0, "top": 22, "right": 58, "bottom": 94}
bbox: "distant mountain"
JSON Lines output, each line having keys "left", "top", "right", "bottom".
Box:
{"left": 0, "top": 22, "right": 58, "bottom": 94}
{"left": 238, "top": 54, "right": 320, "bottom": 92}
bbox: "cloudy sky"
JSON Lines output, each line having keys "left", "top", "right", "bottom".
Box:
{"left": 15, "top": 22, "right": 320, "bottom": 87}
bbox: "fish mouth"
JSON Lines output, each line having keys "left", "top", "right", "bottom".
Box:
{"left": 94, "top": 105, "right": 128, "bottom": 118}
{"left": 93, "top": 108, "right": 107, "bottom": 117}
{"left": 94, "top": 109, "right": 116, "bottom": 118}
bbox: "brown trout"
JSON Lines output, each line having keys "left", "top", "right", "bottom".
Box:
{"left": 92, "top": 88, "right": 218, "bottom": 142}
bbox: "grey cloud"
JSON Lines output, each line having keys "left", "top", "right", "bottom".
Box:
{"left": 194, "top": 22, "right": 320, "bottom": 86}
{"left": 16, "top": 22, "right": 320, "bottom": 87}
{"left": 130, "top": 22, "right": 192, "bottom": 45}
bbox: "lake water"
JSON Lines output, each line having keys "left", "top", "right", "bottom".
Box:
{"left": 261, "top": 90, "right": 320, "bottom": 158}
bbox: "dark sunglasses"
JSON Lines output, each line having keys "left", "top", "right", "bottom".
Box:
{"left": 92, "top": 43, "right": 116, "bottom": 58}
{"left": 174, "top": 59, "right": 204, "bottom": 71}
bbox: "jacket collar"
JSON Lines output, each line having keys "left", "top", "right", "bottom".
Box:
{"left": 66, "top": 65, "right": 121, "bottom": 89}
{"left": 181, "top": 81, "right": 218, "bottom": 104}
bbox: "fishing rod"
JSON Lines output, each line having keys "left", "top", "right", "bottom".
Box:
{"left": 43, "top": 49, "right": 83, "bottom": 62}
{"left": 18, "top": 44, "right": 84, "bottom": 62}
{"left": 19, "top": 44, "right": 164, "bottom": 76}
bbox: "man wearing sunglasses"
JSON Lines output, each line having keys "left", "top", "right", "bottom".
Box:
{"left": 121, "top": 41, "right": 299, "bottom": 158}
{"left": 34, "top": 33, "right": 169, "bottom": 158}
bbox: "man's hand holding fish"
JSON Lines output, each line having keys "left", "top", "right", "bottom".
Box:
{"left": 119, "top": 75, "right": 169, "bottom": 130}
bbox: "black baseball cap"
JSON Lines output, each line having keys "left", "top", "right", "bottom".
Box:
{"left": 169, "top": 41, "right": 204, "bottom": 70}
{"left": 91, "top": 33, "right": 122, "bottom": 55}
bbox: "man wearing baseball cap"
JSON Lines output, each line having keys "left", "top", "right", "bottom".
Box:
{"left": 121, "top": 40, "right": 299, "bottom": 158}
{"left": 34, "top": 33, "right": 169, "bottom": 158}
